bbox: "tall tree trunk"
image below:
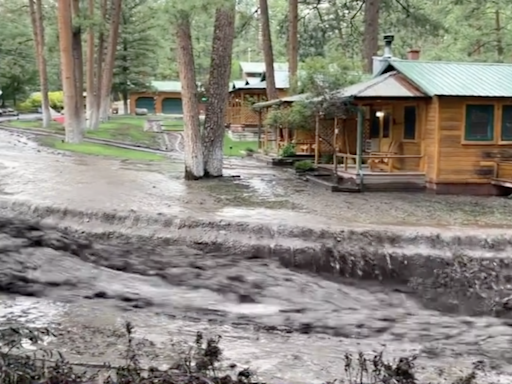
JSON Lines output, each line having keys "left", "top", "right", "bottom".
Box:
{"left": 175, "top": 12, "right": 204, "bottom": 180}
{"left": 99, "top": 0, "right": 122, "bottom": 122}
{"left": 72, "top": 0, "right": 86, "bottom": 130}
{"left": 86, "top": 0, "right": 95, "bottom": 126}
{"left": 203, "top": 3, "right": 236, "bottom": 177}
{"left": 259, "top": 0, "right": 278, "bottom": 101}
{"left": 28, "top": 0, "right": 51, "bottom": 128}
{"left": 89, "top": 0, "right": 108, "bottom": 130}
{"left": 363, "top": 0, "right": 381, "bottom": 74}
{"left": 288, "top": 0, "right": 298, "bottom": 93}
{"left": 122, "top": 90, "right": 128, "bottom": 114}
{"left": 495, "top": 9, "right": 504, "bottom": 61}
{"left": 57, "top": 0, "right": 82, "bottom": 142}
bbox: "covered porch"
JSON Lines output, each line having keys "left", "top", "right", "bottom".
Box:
{"left": 310, "top": 72, "right": 429, "bottom": 190}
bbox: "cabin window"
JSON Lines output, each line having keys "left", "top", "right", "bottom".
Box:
{"left": 464, "top": 104, "right": 494, "bottom": 141}
{"left": 383, "top": 114, "right": 391, "bottom": 138}
{"left": 501, "top": 105, "right": 512, "bottom": 141}
{"left": 403, "top": 106, "right": 417, "bottom": 140}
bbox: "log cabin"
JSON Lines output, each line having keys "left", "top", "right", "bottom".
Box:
{"left": 253, "top": 39, "right": 512, "bottom": 195}
{"left": 238, "top": 62, "right": 288, "bottom": 83}
{"left": 129, "top": 81, "right": 207, "bottom": 116}
{"left": 225, "top": 70, "right": 289, "bottom": 133}
{"left": 353, "top": 57, "right": 512, "bottom": 195}
{"left": 130, "top": 81, "right": 182, "bottom": 115}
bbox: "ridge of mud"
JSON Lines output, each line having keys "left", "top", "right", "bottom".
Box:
{"left": 2, "top": 200, "right": 512, "bottom": 318}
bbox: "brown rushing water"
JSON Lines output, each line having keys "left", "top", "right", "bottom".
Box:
{"left": 0, "top": 129, "right": 512, "bottom": 383}
{"left": 0, "top": 218, "right": 511, "bottom": 384}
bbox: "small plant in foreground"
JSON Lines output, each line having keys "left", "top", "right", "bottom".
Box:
{"left": 0, "top": 323, "right": 488, "bottom": 383}
{"left": 294, "top": 160, "right": 315, "bottom": 172}
{"left": 245, "top": 147, "right": 255, "bottom": 153}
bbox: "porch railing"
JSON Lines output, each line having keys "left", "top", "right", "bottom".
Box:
{"left": 334, "top": 152, "right": 424, "bottom": 173}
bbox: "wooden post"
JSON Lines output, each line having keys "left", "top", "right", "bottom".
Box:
{"left": 314, "top": 113, "right": 320, "bottom": 165}
{"left": 264, "top": 124, "right": 268, "bottom": 151}
{"left": 333, "top": 117, "right": 338, "bottom": 175}
{"left": 257, "top": 109, "right": 262, "bottom": 149}
{"left": 356, "top": 107, "right": 364, "bottom": 185}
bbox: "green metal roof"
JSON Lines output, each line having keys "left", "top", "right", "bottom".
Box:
{"left": 239, "top": 62, "right": 288, "bottom": 74}
{"left": 152, "top": 80, "right": 182, "bottom": 93}
{"left": 383, "top": 60, "right": 512, "bottom": 97}
{"left": 252, "top": 93, "right": 310, "bottom": 110}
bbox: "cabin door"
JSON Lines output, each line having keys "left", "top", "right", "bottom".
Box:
{"left": 379, "top": 106, "right": 393, "bottom": 152}
{"left": 369, "top": 106, "right": 393, "bottom": 152}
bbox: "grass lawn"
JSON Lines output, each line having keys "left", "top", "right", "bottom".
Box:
{"left": 10, "top": 117, "right": 256, "bottom": 158}
{"left": 9, "top": 120, "right": 64, "bottom": 131}
{"left": 9, "top": 116, "right": 184, "bottom": 147}
{"left": 40, "top": 137, "right": 165, "bottom": 161}
{"left": 223, "top": 135, "right": 258, "bottom": 157}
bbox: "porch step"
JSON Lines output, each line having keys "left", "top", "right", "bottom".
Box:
{"left": 305, "top": 173, "right": 361, "bottom": 193}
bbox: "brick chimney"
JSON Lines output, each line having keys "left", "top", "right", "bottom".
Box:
{"left": 407, "top": 49, "right": 420, "bottom": 60}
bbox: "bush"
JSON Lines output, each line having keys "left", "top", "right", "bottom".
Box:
{"left": 294, "top": 160, "right": 315, "bottom": 172}
{"left": 15, "top": 102, "right": 34, "bottom": 113}
{"left": 21, "top": 91, "right": 64, "bottom": 111}
{"left": 280, "top": 143, "right": 296, "bottom": 157}
{"left": 245, "top": 147, "right": 255, "bottom": 153}
{"left": 263, "top": 103, "right": 314, "bottom": 132}
{"left": 264, "top": 107, "right": 287, "bottom": 129}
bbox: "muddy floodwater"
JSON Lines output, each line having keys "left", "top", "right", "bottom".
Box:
{"left": 1, "top": 129, "right": 512, "bottom": 383}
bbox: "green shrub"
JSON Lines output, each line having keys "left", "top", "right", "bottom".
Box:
{"left": 264, "top": 107, "right": 287, "bottom": 128}
{"left": 21, "top": 91, "right": 64, "bottom": 111}
{"left": 15, "top": 102, "right": 33, "bottom": 113}
{"left": 263, "top": 103, "right": 314, "bottom": 132}
{"left": 245, "top": 147, "right": 255, "bottom": 153}
{"left": 321, "top": 154, "right": 333, "bottom": 164}
{"left": 280, "top": 143, "right": 296, "bottom": 157}
{"left": 294, "top": 160, "right": 315, "bottom": 172}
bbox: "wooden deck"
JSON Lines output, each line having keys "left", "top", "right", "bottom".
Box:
{"left": 317, "top": 164, "right": 426, "bottom": 191}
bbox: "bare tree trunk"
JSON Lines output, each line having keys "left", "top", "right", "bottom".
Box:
{"left": 99, "top": 0, "right": 122, "bottom": 122}
{"left": 122, "top": 90, "right": 129, "bottom": 114}
{"left": 202, "top": 4, "right": 236, "bottom": 177}
{"left": 363, "top": 0, "right": 381, "bottom": 74}
{"left": 89, "top": 0, "right": 108, "bottom": 130}
{"left": 57, "top": 0, "right": 82, "bottom": 142}
{"left": 259, "top": 0, "right": 278, "bottom": 101}
{"left": 86, "top": 0, "right": 95, "bottom": 127}
{"left": 495, "top": 9, "right": 504, "bottom": 61}
{"left": 175, "top": 12, "right": 204, "bottom": 180}
{"left": 288, "top": 0, "right": 298, "bottom": 92}
{"left": 29, "top": 0, "right": 51, "bottom": 128}
{"left": 72, "top": 0, "right": 86, "bottom": 130}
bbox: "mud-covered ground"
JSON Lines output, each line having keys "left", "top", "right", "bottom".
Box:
{"left": 1, "top": 129, "right": 511, "bottom": 228}
{"left": 0, "top": 129, "right": 512, "bottom": 383}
